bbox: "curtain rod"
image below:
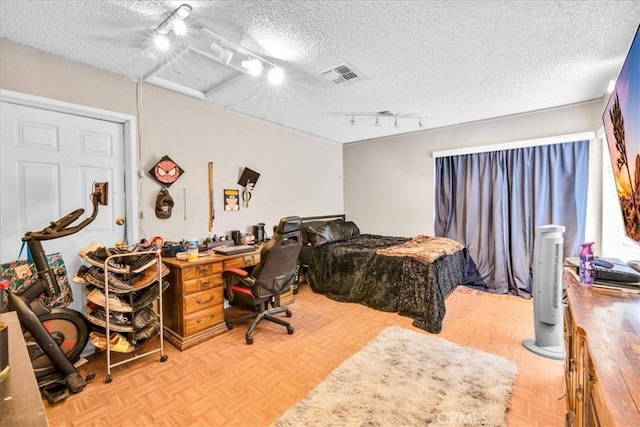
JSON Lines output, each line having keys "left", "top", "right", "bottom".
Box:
{"left": 431, "top": 131, "right": 595, "bottom": 158}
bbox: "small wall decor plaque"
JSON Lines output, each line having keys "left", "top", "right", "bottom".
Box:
{"left": 149, "top": 155, "right": 185, "bottom": 187}
{"left": 224, "top": 189, "right": 240, "bottom": 211}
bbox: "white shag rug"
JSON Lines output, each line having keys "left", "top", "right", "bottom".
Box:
{"left": 275, "top": 326, "right": 517, "bottom": 427}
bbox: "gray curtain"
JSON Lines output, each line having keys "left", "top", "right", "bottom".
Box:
{"left": 434, "top": 140, "right": 589, "bottom": 297}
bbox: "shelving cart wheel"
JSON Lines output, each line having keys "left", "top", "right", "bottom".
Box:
{"left": 287, "top": 326, "right": 295, "bottom": 335}
{"left": 160, "top": 354, "right": 168, "bottom": 362}
{"left": 105, "top": 374, "right": 112, "bottom": 384}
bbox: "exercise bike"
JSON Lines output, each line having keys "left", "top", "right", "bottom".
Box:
{"left": 0, "top": 182, "right": 109, "bottom": 395}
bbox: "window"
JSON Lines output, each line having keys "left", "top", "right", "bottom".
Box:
{"left": 600, "top": 133, "right": 640, "bottom": 261}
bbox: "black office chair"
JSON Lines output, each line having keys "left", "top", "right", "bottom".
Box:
{"left": 222, "top": 216, "right": 302, "bottom": 344}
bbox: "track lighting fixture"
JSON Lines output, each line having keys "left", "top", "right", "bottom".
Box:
{"left": 152, "top": 4, "right": 192, "bottom": 51}
{"left": 199, "top": 27, "right": 286, "bottom": 85}
{"left": 268, "top": 67, "right": 285, "bottom": 85}
{"left": 154, "top": 34, "right": 171, "bottom": 51}
{"left": 241, "top": 58, "right": 263, "bottom": 76}
{"left": 345, "top": 113, "right": 427, "bottom": 129}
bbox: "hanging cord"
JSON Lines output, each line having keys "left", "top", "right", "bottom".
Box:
{"left": 135, "top": 80, "right": 145, "bottom": 239}
{"left": 136, "top": 57, "right": 147, "bottom": 241}
{"left": 183, "top": 188, "right": 187, "bottom": 221}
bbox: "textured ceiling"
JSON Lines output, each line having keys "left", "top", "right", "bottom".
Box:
{"left": 1, "top": 1, "right": 639, "bottom": 144}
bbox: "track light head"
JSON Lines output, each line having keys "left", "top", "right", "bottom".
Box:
{"left": 241, "top": 58, "right": 263, "bottom": 76}
{"left": 268, "top": 67, "right": 285, "bottom": 85}
{"left": 153, "top": 3, "right": 192, "bottom": 49}
{"left": 154, "top": 34, "right": 170, "bottom": 51}
{"left": 173, "top": 19, "right": 187, "bottom": 36}
{"left": 176, "top": 4, "right": 192, "bottom": 18}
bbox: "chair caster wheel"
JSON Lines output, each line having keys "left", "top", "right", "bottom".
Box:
{"left": 226, "top": 321, "right": 233, "bottom": 330}
{"left": 160, "top": 355, "right": 168, "bottom": 362}
{"left": 105, "top": 375, "right": 112, "bottom": 384}
{"left": 285, "top": 310, "right": 292, "bottom": 318}
{"left": 246, "top": 336, "right": 254, "bottom": 345}
{"left": 287, "top": 326, "right": 295, "bottom": 335}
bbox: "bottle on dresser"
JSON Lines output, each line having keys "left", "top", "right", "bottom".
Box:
{"left": 579, "top": 242, "right": 594, "bottom": 285}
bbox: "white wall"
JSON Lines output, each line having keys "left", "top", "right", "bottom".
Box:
{"left": 0, "top": 40, "right": 343, "bottom": 243}
{"left": 344, "top": 101, "right": 605, "bottom": 243}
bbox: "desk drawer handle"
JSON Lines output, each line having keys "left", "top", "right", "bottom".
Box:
{"left": 198, "top": 266, "right": 208, "bottom": 274}
{"left": 196, "top": 296, "right": 214, "bottom": 304}
{"left": 200, "top": 280, "right": 210, "bottom": 289}
{"left": 196, "top": 319, "right": 201, "bottom": 324}
{"left": 588, "top": 373, "right": 597, "bottom": 382}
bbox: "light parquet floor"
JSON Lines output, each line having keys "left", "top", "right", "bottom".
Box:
{"left": 43, "top": 284, "right": 565, "bottom": 426}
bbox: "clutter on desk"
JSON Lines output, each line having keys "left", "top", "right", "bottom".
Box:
{"left": 185, "top": 238, "right": 199, "bottom": 262}
{"left": 161, "top": 241, "right": 183, "bottom": 257}
{"left": 158, "top": 231, "right": 263, "bottom": 262}
{"left": 242, "top": 234, "right": 256, "bottom": 245}
{"left": 253, "top": 223, "right": 266, "bottom": 242}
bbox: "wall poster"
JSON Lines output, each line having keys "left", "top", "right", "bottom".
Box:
{"left": 224, "top": 189, "right": 240, "bottom": 211}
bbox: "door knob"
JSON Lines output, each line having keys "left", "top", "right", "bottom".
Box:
{"left": 115, "top": 217, "right": 125, "bottom": 225}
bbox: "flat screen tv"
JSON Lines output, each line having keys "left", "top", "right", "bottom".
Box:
{"left": 603, "top": 23, "right": 640, "bottom": 242}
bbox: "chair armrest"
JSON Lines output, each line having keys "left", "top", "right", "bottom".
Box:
{"left": 222, "top": 268, "right": 249, "bottom": 279}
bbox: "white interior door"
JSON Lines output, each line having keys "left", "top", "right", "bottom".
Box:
{"left": 1, "top": 102, "right": 127, "bottom": 312}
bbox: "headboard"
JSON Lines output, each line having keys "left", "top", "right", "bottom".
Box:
{"left": 300, "top": 214, "right": 346, "bottom": 222}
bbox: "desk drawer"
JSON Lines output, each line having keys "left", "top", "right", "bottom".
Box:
{"left": 182, "top": 262, "right": 222, "bottom": 281}
{"left": 183, "top": 273, "right": 222, "bottom": 294}
{"left": 184, "top": 288, "right": 221, "bottom": 315}
{"left": 184, "top": 304, "right": 224, "bottom": 335}
{"left": 224, "top": 254, "right": 260, "bottom": 269}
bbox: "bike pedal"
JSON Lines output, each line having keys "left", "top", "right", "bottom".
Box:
{"left": 42, "top": 381, "right": 69, "bottom": 405}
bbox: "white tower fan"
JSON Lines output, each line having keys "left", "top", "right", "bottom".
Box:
{"left": 522, "top": 224, "right": 566, "bottom": 360}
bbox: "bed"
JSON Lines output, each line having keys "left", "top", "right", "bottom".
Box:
{"left": 298, "top": 216, "right": 466, "bottom": 333}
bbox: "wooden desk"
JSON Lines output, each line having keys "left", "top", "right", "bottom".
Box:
{"left": 162, "top": 249, "right": 294, "bottom": 350}
{"left": 563, "top": 269, "right": 640, "bottom": 426}
{"left": 0, "top": 311, "right": 48, "bottom": 426}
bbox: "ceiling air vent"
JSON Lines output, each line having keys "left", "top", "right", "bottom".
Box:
{"left": 320, "top": 63, "right": 362, "bottom": 85}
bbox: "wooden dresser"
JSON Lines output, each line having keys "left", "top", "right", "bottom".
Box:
{"left": 0, "top": 311, "right": 48, "bottom": 426}
{"left": 162, "top": 249, "right": 294, "bottom": 350}
{"left": 563, "top": 269, "right": 640, "bottom": 426}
